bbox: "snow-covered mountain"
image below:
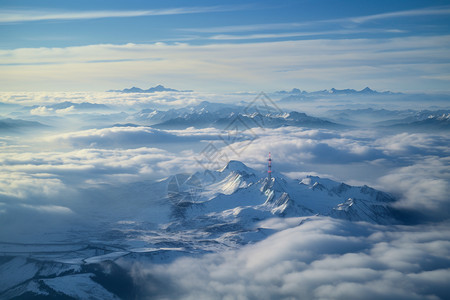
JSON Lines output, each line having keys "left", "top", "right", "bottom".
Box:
{"left": 388, "top": 113, "right": 450, "bottom": 131}
{"left": 326, "top": 108, "right": 415, "bottom": 125}
{"left": 131, "top": 101, "right": 241, "bottom": 125}
{"left": 131, "top": 101, "right": 342, "bottom": 129}
{"left": 153, "top": 111, "right": 343, "bottom": 129}
{"left": 323, "top": 108, "right": 450, "bottom": 129}
{"left": 129, "top": 100, "right": 342, "bottom": 129}
{"left": 369, "top": 110, "right": 450, "bottom": 131}
{"left": 167, "top": 160, "right": 397, "bottom": 225}
{"left": 0, "top": 160, "right": 398, "bottom": 299}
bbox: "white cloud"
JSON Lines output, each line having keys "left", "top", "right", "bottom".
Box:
{"left": 20, "top": 204, "right": 73, "bottom": 214}
{"left": 0, "top": 145, "right": 196, "bottom": 189}
{"left": 376, "top": 133, "right": 450, "bottom": 156}
{"left": 30, "top": 105, "right": 75, "bottom": 115}
{"left": 0, "top": 172, "right": 64, "bottom": 199}
{"left": 56, "top": 105, "right": 75, "bottom": 114}
{"left": 30, "top": 106, "right": 54, "bottom": 115}
{"left": 379, "top": 156, "right": 450, "bottom": 221}
{"left": 201, "top": 127, "right": 387, "bottom": 172}
{"left": 208, "top": 29, "right": 397, "bottom": 41}
{"left": 126, "top": 217, "right": 450, "bottom": 300}
{"left": 0, "top": 91, "right": 212, "bottom": 109}
{"left": 47, "top": 126, "right": 190, "bottom": 148}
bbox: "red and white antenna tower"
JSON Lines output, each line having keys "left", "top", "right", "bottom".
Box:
{"left": 268, "top": 152, "right": 272, "bottom": 180}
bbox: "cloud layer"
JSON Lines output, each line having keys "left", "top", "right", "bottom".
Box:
{"left": 1, "top": 116, "right": 448, "bottom": 222}
{"left": 127, "top": 217, "right": 450, "bottom": 300}
{"left": 0, "top": 91, "right": 449, "bottom": 298}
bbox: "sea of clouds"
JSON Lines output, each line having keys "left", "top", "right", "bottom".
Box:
{"left": 126, "top": 217, "right": 450, "bottom": 300}
{"left": 0, "top": 91, "right": 449, "bottom": 299}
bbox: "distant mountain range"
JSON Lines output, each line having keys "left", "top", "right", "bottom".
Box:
{"left": 379, "top": 111, "right": 450, "bottom": 131}
{"left": 0, "top": 118, "right": 48, "bottom": 132}
{"left": 133, "top": 101, "right": 240, "bottom": 124}
{"left": 131, "top": 101, "right": 343, "bottom": 129}
{"left": 108, "top": 84, "right": 192, "bottom": 93}
{"left": 326, "top": 108, "right": 450, "bottom": 130}
{"left": 277, "top": 87, "right": 403, "bottom": 103}
{"left": 276, "top": 87, "right": 398, "bottom": 96}
{"left": 153, "top": 111, "right": 342, "bottom": 130}
{"left": 110, "top": 85, "right": 396, "bottom": 95}
{"left": 327, "top": 87, "right": 397, "bottom": 95}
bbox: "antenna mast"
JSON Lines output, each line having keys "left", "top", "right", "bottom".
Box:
{"left": 268, "top": 152, "right": 272, "bottom": 180}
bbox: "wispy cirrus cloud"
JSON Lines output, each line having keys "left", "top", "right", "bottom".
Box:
{"left": 0, "top": 5, "right": 248, "bottom": 23}
{"left": 351, "top": 6, "right": 450, "bottom": 23}
{"left": 208, "top": 29, "right": 405, "bottom": 40}
{"left": 180, "top": 5, "right": 450, "bottom": 35}
{"left": 180, "top": 22, "right": 310, "bottom": 33}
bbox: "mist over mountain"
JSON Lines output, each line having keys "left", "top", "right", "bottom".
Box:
{"left": 326, "top": 108, "right": 450, "bottom": 129}
{"left": 0, "top": 117, "right": 48, "bottom": 132}
{"left": 277, "top": 88, "right": 450, "bottom": 110}
{"left": 377, "top": 111, "right": 450, "bottom": 131}
{"left": 152, "top": 110, "right": 343, "bottom": 130}
{"left": 0, "top": 89, "right": 449, "bottom": 299}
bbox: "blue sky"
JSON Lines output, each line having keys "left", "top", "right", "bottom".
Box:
{"left": 1, "top": 0, "right": 449, "bottom": 92}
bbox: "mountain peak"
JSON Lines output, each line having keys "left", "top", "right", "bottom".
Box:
{"left": 220, "top": 160, "right": 254, "bottom": 174}
{"left": 328, "top": 87, "right": 378, "bottom": 95}
{"left": 360, "top": 87, "right": 376, "bottom": 94}
{"left": 109, "top": 84, "right": 182, "bottom": 93}
{"left": 148, "top": 84, "right": 177, "bottom": 92}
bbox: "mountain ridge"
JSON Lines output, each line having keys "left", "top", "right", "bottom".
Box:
{"left": 168, "top": 160, "right": 398, "bottom": 225}
{"left": 0, "top": 117, "right": 49, "bottom": 132}
{"left": 132, "top": 101, "right": 345, "bottom": 129}
{"left": 276, "top": 86, "right": 398, "bottom": 96}
{"left": 108, "top": 84, "right": 192, "bottom": 93}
